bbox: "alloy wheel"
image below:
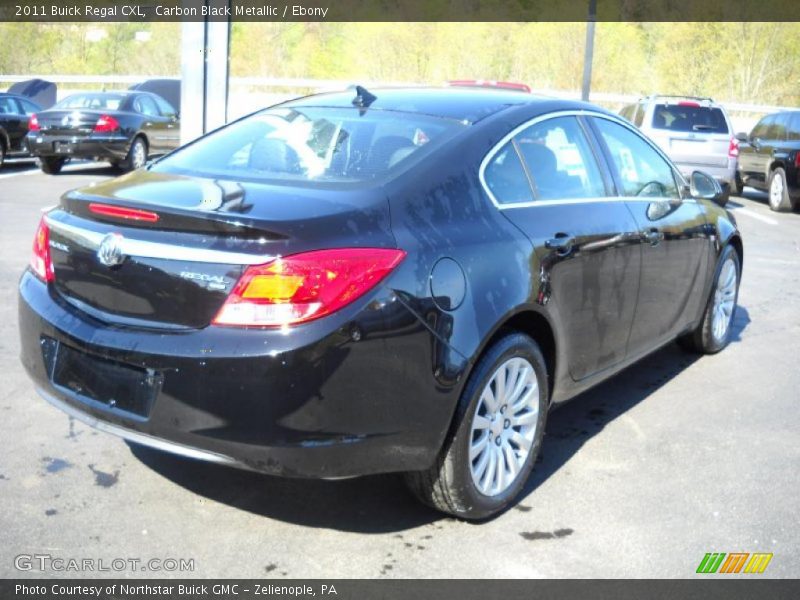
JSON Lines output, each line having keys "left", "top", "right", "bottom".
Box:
{"left": 770, "top": 171, "right": 785, "bottom": 209}
{"left": 131, "top": 140, "right": 146, "bottom": 169}
{"left": 711, "top": 257, "right": 737, "bottom": 342}
{"left": 469, "top": 357, "right": 539, "bottom": 497}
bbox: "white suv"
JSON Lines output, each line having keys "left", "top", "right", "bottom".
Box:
{"left": 620, "top": 96, "right": 739, "bottom": 205}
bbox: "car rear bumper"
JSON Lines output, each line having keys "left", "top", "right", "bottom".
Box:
{"left": 27, "top": 133, "right": 130, "bottom": 161}
{"left": 18, "top": 270, "right": 465, "bottom": 479}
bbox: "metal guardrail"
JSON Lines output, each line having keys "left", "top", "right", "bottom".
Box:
{"left": 1, "top": 74, "right": 796, "bottom": 115}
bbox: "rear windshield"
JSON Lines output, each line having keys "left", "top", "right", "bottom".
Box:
{"left": 152, "top": 106, "right": 465, "bottom": 184}
{"left": 651, "top": 104, "right": 729, "bottom": 134}
{"left": 55, "top": 94, "right": 127, "bottom": 111}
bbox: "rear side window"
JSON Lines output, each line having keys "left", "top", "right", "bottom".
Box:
{"left": 483, "top": 144, "right": 533, "bottom": 205}
{"left": 153, "top": 95, "right": 177, "bottom": 117}
{"left": 594, "top": 118, "right": 679, "bottom": 198}
{"left": 134, "top": 95, "right": 159, "bottom": 117}
{"left": 651, "top": 104, "right": 729, "bottom": 134}
{"left": 153, "top": 107, "right": 464, "bottom": 184}
{"left": 19, "top": 99, "right": 39, "bottom": 115}
{"left": 514, "top": 116, "right": 606, "bottom": 201}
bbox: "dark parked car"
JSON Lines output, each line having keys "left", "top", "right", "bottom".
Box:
{"left": 19, "top": 88, "right": 743, "bottom": 519}
{"left": 736, "top": 110, "right": 800, "bottom": 212}
{"left": 27, "top": 91, "right": 180, "bottom": 174}
{"left": 0, "top": 92, "right": 41, "bottom": 167}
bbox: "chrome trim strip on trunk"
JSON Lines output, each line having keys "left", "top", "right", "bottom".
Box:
{"left": 45, "top": 216, "right": 275, "bottom": 265}
{"left": 36, "top": 386, "right": 240, "bottom": 467}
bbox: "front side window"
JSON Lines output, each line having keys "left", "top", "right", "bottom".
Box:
{"left": 594, "top": 118, "right": 678, "bottom": 198}
{"left": 514, "top": 116, "right": 606, "bottom": 201}
{"left": 20, "top": 99, "right": 39, "bottom": 115}
{"left": 0, "top": 96, "right": 18, "bottom": 115}
{"left": 152, "top": 107, "right": 464, "bottom": 184}
{"left": 770, "top": 113, "right": 790, "bottom": 141}
{"left": 751, "top": 114, "right": 774, "bottom": 139}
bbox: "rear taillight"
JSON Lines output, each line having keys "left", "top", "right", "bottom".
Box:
{"left": 28, "top": 113, "right": 40, "bottom": 132}
{"left": 794, "top": 152, "right": 800, "bottom": 168}
{"left": 728, "top": 137, "right": 739, "bottom": 158}
{"left": 678, "top": 101, "right": 701, "bottom": 107}
{"left": 30, "top": 216, "right": 54, "bottom": 282}
{"left": 213, "top": 248, "right": 406, "bottom": 328}
{"left": 94, "top": 115, "right": 120, "bottom": 133}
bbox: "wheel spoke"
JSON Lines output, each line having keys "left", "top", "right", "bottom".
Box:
{"left": 473, "top": 445, "right": 490, "bottom": 481}
{"left": 510, "top": 431, "right": 532, "bottom": 451}
{"left": 481, "top": 445, "right": 498, "bottom": 493}
{"left": 480, "top": 388, "right": 498, "bottom": 414}
{"left": 511, "top": 409, "right": 538, "bottom": 427}
{"left": 472, "top": 414, "right": 492, "bottom": 430}
{"left": 502, "top": 442, "right": 519, "bottom": 480}
{"left": 512, "top": 383, "right": 537, "bottom": 412}
{"left": 470, "top": 434, "right": 490, "bottom": 461}
{"left": 493, "top": 369, "right": 506, "bottom": 408}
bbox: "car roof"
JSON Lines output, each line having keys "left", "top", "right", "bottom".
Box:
{"left": 282, "top": 87, "right": 577, "bottom": 124}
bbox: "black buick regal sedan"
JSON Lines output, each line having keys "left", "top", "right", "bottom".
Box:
{"left": 19, "top": 87, "right": 742, "bottom": 519}
{"left": 27, "top": 91, "right": 180, "bottom": 174}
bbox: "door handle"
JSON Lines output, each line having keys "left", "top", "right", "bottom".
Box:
{"left": 545, "top": 232, "right": 575, "bottom": 255}
{"left": 642, "top": 228, "right": 663, "bottom": 246}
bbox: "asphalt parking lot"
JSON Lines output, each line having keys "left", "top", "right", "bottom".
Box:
{"left": 0, "top": 160, "right": 798, "bottom": 579}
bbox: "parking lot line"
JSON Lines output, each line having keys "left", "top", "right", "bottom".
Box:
{"left": 729, "top": 207, "right": 779, "bottom": 226}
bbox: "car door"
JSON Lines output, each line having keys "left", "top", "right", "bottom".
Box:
{"left": 740, "top": 114, "right": 779, "bottom": 189}
{"left": 133, "top": 94, "right": 169, "bottom": 154}
{"left": 483, "top": 114, "right": 642, "bottom": 381}
{"left": 588, "top": 115, "right": 710, "bottom": 355}
{"left": 152, "top": 95, "right": 181, "bottom": 150}
{"left": 0, "top": 96, "right": 27, "bottom": 153}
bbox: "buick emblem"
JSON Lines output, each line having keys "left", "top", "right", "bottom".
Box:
{"left": 97, "top": 233, "right": 125, "bottom": 267}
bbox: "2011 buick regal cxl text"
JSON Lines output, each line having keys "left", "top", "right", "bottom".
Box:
{"left": 18, "top": 88, "right": 743, "bottom": 519}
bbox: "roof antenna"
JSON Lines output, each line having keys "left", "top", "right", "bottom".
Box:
{"left": 351, "top": 85, "right": 377, "bottom": 110}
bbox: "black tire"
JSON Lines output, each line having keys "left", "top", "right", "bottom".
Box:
{"left": 0, "top": 140, "right": 5, "bottom": 169}
{"left": 731, "top": 171, "right": 743, "bottom": 197}
{"left": 767, "top": 167, "right": 793, "bottom": 212}
{"left": 678, "top": 244, "right": 741, "bottom": 354}
{"left": 405, "top": 332, "right": 549, "bottom": 520}
{"left": 39, "top": 157, "right": 65, "bottom": 175}
{"left": 120, "top": 136, "right": 147, "bottom": 172}
{"left": 717, "top": 188, "right": 730, "bottom": 207}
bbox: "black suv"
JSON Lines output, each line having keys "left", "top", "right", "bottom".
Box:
{"left": 737, "top": 110, "right": 800, "bottom": 212}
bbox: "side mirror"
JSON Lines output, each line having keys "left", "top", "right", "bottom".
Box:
{"left": 735, "top": 132, "right": 749, "bottom": 143}
{"left": 690, "top": 170, "right": 724, "bottom": 204}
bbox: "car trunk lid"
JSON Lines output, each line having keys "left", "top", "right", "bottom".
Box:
{"left": 46, "top": 170, "right": 394, "bottom": 329}
{"left": 35, "top": 109, "right": 108, "bottom": 137}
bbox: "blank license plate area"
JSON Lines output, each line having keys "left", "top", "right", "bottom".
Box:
{"left": 53, "top": 142, "right": 73, "bottom": 154}
{"left": 51, "top": 342, "right": 159, "bottom": 417}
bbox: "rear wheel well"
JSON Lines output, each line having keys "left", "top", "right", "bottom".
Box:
{"left": 485, "top": 311, "right": 556, "bottom": 399}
